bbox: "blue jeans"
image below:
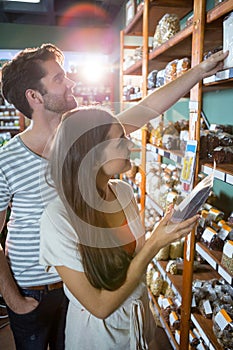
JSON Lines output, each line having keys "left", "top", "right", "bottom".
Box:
{"left": 7, "top": 287, "right": 69, "bottom": 350}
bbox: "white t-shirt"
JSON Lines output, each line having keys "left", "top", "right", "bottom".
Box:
{"left": 40, "top": 180, "right": 153, "bottom": 350}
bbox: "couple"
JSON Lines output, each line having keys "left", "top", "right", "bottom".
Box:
{"left": 0, "top": 43, "right": 228, "bottom": 349}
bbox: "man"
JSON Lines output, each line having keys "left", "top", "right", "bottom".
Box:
{"left": 0, "top": 43, "right": 228, "bottom": 349}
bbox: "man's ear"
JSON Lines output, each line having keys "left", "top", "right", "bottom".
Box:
{"left": 25, "top": 89, "right": 43, "bottom": 104}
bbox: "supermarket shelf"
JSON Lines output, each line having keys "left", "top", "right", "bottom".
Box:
{"left": 207, "top": 0, "right": 233, "bottom": 23}
{"left": 152, "top": 259, "right": 222, "bottom": 349}
{"left": 196, "top": 242, "right": 233, "bottom": 286}
{"left": 191, "top": 313, "right": 223, "bottom": 350}
{"left": 146, "top": 194, "right": 164, "bottom": 217}
{"left": 148, "top": 289, "right": 179, "bottom": 350}
{"left": 201, "top": 163, "right": 233, "bottom": 185}
{"left": 146, "top": 143, "right": 184, "bottom": 166}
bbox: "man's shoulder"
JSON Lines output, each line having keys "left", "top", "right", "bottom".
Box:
{"left": 0, "top": 136, "right": 20, "bottom": 155}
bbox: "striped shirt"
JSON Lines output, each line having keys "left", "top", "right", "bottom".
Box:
{"left": 0, "top": 135, "right": 61, "bottom": 287}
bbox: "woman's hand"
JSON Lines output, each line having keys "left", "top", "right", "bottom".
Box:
{"left": 149, "top": 209, "right": 199, "bottom": 253}
{"left": 198, "top": 50, "right": 229, "bottom": 78}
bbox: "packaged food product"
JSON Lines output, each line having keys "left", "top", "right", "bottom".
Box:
{"left": 160, "top": 297, "right": 174, "bottom": 324}
{"left": 200, "top": 130, "right": 209, "bottom": 159}
{"left": 221, "top": 240, "right": 233, "bottom": 275}
{"left": 176, "top": 57, "right": 191, "bottom": 77}
{"left": 213, "top": 307, "right": 233, "bottom": 349}
{"left": 147, "top": 70, "right": 158, "bottom": 89}
{"left": 125, "top": 0, "right": 136, "bottom": 26}
{"left": 156, "top": 69, "right": 165, "bottom": 87}
{"left": 146, "top": 263, "right": 156, "bottom": 287}
{"left": 164, "top": 59, "right": 178, "bottom": 83}
{"left": 159, "top": 14, "right": 180, "bottom": 43}
{"left": 154, "top": 245, "right": 170, "bottom": 261}
{"left": 166, "top": 260, "right": 178, "bottom": 275}
{"left": 153, "top": 25, "right": 162, "bottom": 49}
{"left": 169, "top": 311, "right": 180, "bottom": 334}
{"left": 218, "top": 224, "right": 233, "bottom": 241}
{"left": 153, "top": 13, "right": 180, "bottom": 49}
{"left": 201, "top": 226, "right": 224, "bottom": 251}
{"left": 150, "top": 272, "right": 164, "bottom": 296}
{"left": 199, "top": 299, "right": 213, "bottom": 318}
{"left": 149, "top": 122, "right": 163, "bottom": 147}
{"left": 180, "top": 129, "right": 189, "bottom": 153}
{"left": 218, "top": 132, "right": 233, "bottom": 147}
{"left": 208, "top": 208, "right": 225, "bottom": 223}
{"left": 164, "top": 286, "right": 175, "bottom": 299}
{"left": 162, "top": 134, "right": 179, "bottom": 150}
{"left": 223, "top": 12, "right": 233, "bottom": 69}
{"left": 169, "top": 241, "right": 183, "bottom": 259}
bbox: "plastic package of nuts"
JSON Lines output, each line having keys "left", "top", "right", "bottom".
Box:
{"left": 176, "top": 57, "right": 191, "bottom": 77}
{"left": 159, "top": 14, "right": 180, "bottom": 43}
{"left": 153, "top": 13, "right": 180, "bottom": 49}
{"left": 154, "top": 244, "right": 170, "bottom": 261}
{"left": 150, "top": 274, "right": 164, "bottom": 297}
{"left": 213, "top": 306, "right": 233, "bottom": 349}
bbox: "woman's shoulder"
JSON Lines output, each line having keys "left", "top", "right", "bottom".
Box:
{"left": 41, "top": 195, "right": 70, "bottom": 229}
{"left": 44, "top": 195, "right": 66, "bottom": 217}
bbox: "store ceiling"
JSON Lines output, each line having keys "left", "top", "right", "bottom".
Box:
{"left": 0, "top": 0, "right": 126, "bottom": 27}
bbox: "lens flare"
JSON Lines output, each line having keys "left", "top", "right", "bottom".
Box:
{"left": 58, "top": 3, "right": 109, "bottom": 27}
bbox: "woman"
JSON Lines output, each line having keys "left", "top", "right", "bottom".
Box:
{"left": 40, "top": 107, "right": 198, "bottom": 349}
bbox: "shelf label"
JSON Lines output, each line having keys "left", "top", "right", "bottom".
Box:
{"left": 175, "top": 330, "right": 180, "bottom": 344}
{"left": 203, "top": 300, "right": 212, "bottom": 316}
{"left": 214, "top": 169, "right": 225, "bottom": 181}
{"left": 202, "top": 227, "right": 216, "bottom": 243}
{"left": 162, "top": 297, "right": 173, "bottom": 309}
{"left": 215, "top": 309, "right": 232, "bottom": 331}
{"left": 226, "top": 173, "right": 233, "bottom": 185}
{"left": 169, "top": 311, "right": 178, "bottom": 326}
{"left": 196, "top": 243, "right": 217, "bottom": 269}
{"left": 170, "top": 153, "right": 177, "bottom": 162}
{"left": 201, "top": 165, "right": 212, "bottom": 175}
{"left": 218, "top": 265, "right": 233, "bottom": 285}
{"left": 158, "top": 149, "right": 164, "bottom": 156}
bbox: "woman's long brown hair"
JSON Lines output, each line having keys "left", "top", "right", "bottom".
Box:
{"left": 48, "top": 107, "right": 132, "bottom": 290}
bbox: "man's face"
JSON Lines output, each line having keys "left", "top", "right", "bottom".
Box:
{"left": 40, "top": 59, "right": 77, "bottom": 114}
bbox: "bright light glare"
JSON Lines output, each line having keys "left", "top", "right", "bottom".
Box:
{"left": 82, "top": 62, "right": 105, "bottom": 83}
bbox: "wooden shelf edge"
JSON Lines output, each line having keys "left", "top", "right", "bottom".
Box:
{"left": 207, "top": 0, "right": 233, "bottom": 24}
{"left": 152, "top": 258, "right": 223, "bottom": 349}
{"left": 201, "top": 163, "right": 233, "bottom": 185}
{"left": 146, "top": 143, "right": 184, "bottom": 165}
{"left": 124, "top": 7, "right": 144, "bottom": 35}
{"left": 191, "top": 313, "right": 223, "bottom": 350}
{"left": 196, "top": 242, "right": 233, "bottom": 285}
{"left": 149, "top": 25, "right": 193, "bottom": 61}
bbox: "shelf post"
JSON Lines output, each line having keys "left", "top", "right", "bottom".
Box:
{"left": 180, "top": 0, "right": 206, "bottom": 349}
{"left": 140, "top": 0, "right": 149, "bottom": 218}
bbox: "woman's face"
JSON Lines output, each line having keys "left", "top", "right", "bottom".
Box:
{"left": 100, "top": 122, "right": 134, "bottom": 177}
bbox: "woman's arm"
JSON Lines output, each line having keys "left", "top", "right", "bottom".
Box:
{"left": 118, "top": 50, "right": 228, "bottom": 134}
{"left": 56, "top": 211, "right": 198, "bottom": 319}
